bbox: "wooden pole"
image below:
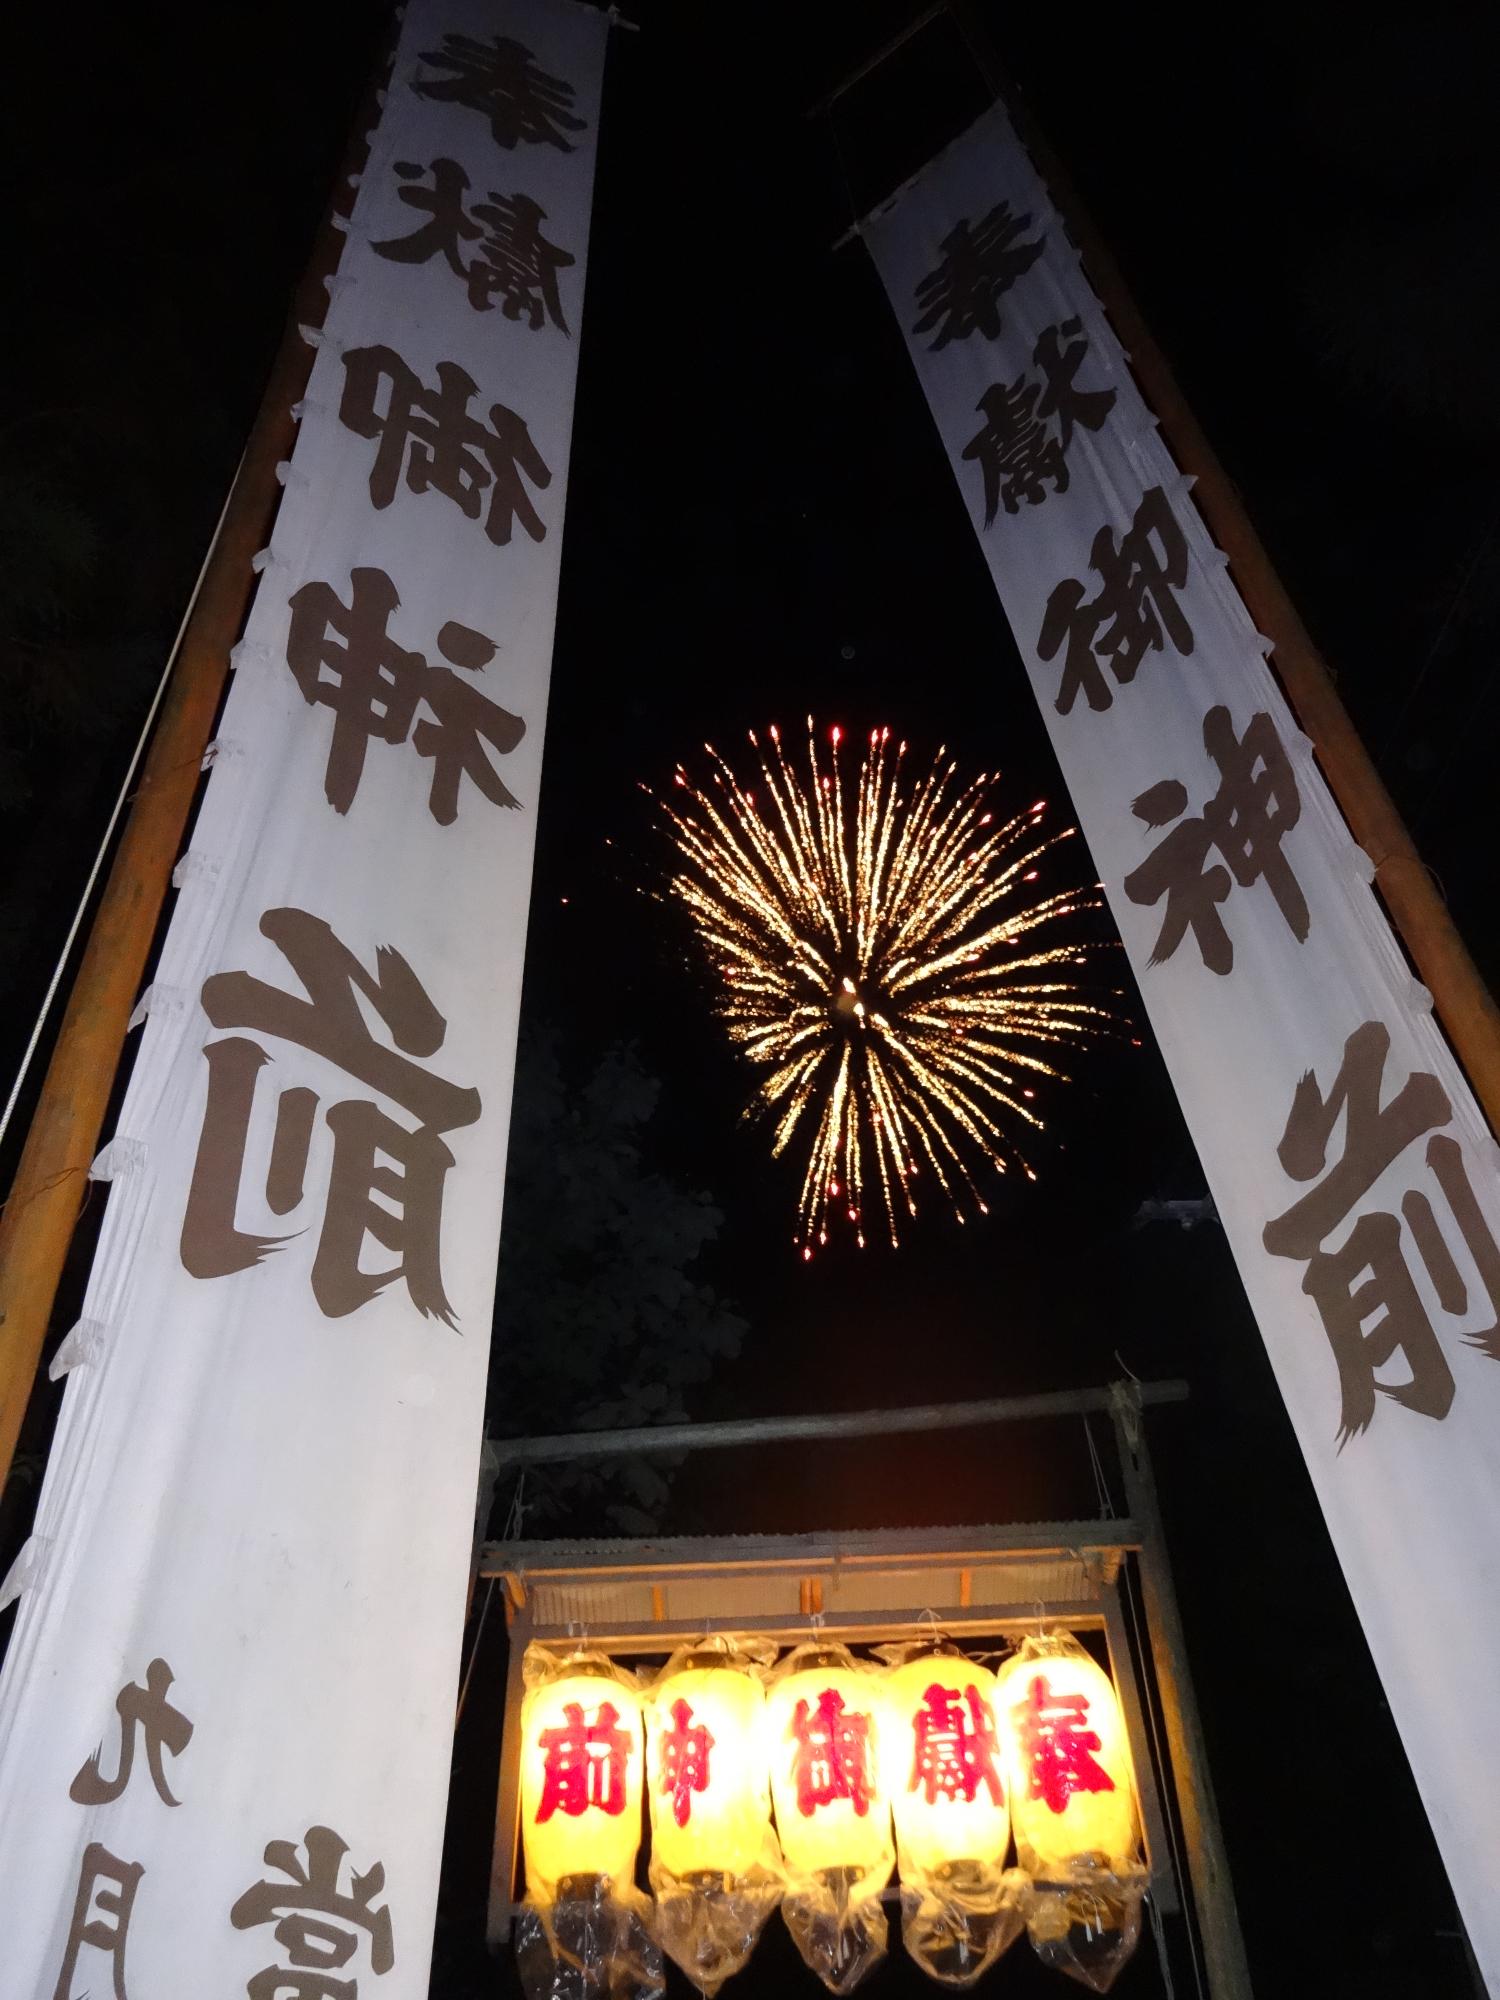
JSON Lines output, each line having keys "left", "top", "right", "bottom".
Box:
{"left": 947, "top": 1, "right": 1500, "bottom": 1138}
{"left": 0, "top": 109, "right": 375, "bottom": 1498}
{"left": 1109, "top": 1385, "right": 1254, "bottom": 1999}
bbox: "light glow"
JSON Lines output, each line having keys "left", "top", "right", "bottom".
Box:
{"left": 652, "top": 722, "right": 1115, "bottom": 1251}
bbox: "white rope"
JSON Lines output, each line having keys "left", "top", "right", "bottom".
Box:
{"left": 0, "top": 455, "right": 244, "bottom": 1158}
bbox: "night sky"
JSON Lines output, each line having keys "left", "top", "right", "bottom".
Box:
{"left": 3, "top": 3, "right": 1497, "bottom": 1996}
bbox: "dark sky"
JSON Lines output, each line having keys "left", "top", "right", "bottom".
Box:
{"left": 3, "top": 3, "right": 1497, "bottom": 1997}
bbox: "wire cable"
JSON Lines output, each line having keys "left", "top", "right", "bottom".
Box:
{"left": 0, "top": 456, "right": 244, "bottom": 1158}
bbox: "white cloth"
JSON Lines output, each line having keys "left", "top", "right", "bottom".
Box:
{"left": 868, "top": 103, "right": 1500, "bottom": 1992}
{"left": 0, "top": 2, "right": 606, "bottom": 1993}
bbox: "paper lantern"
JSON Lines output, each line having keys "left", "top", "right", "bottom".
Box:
{"left": 766, "top": 1642, "right": 894, "bottom": 1994}
{"left": 884, "top": 1648, "right": 1010, "bottom": 1874}
{"left": 644, "top": 1640, "right": 783, "bottom": 1995}
{"left": 767, "top": 1643, "right": 892, "bottom": 1883}
{"left": 645, "top": 1647, "right": 775, "bottom": 1880}
{"left": 994, "top": 1633, "right": 1144, "bottom": 1994}
{"left": 519, "top": 1651, "right": 645, "bottom": 1903}
{"left": 880, "top": 1642, "right": 1023, "bottom": 1988}
{"left": 993, "top": 1633, "right": 1137, "bottom": 1877}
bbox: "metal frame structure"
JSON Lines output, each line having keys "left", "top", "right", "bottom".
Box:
{"left": 475, "top": 1380, "right": 1252, "bottom": 1997}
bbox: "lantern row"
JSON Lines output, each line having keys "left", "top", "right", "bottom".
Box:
{"left": 515, "top": 1631, "right": 1147, "bottom": 1998}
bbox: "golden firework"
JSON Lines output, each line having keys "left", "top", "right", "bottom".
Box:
{"left": 653, "top": 721, "right": 1116, "bottom": 1255}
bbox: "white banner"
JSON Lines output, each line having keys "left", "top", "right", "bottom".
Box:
{"left": 867, "top": 105, "right": 1500, "bottom": 1988}
{"left": 0, "top": 2, "right": 605, "bottom": 1992}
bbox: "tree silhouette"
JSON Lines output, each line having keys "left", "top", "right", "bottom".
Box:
{"left": 485, "top": 1029, "right": 745, "bottom": 1535}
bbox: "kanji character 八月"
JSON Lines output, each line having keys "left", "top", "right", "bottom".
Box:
{"left": 658, "top": 1697, "right": 715, "bottom": 1829}
{"left": 962, "top": 317, "right": 1117, "bottom": 522}
{"left": 1263, "top": 1021, "right": 1500, "bottom": 1441}
{"left": 1011, "top": 1674, "right": 1116, "bottom": 1817}
{"left": 285, "top": 567, "right": 525, "bottom": 822}
{"left": 1123, "top": 706, "right": 1308, "bottom": 974}
{"left": 789, "top": 1687, "right": 874, "bottom": 1818}
{"left": 70, "top": 1657, "right": 194, "bottom": 1809}
{"left": 536, "top": 1700, "right": 633, "bottom": 1822}
{"left": 179, "top": 907, "right": 482, "bottom": 1324}
{"left": 338, "top": 344, "right": 551, "bottom": 546}
{"left": 1037, "top": 485, "right": 1195, "bottom": 715}
{"left": 911, "top": 201, "right": 1045, "bottom": 348}
{"left": 373, "top": 161, "right": 574, "bottom": 330}
{"left": 413, "top": 32, "right": 586, "bottom": 152}
{"left": 908, "top": 1680, "right": 1004, "bottom": 1807}
{"left": 231, "top": 1824, "right": 394, "bottom": 2000}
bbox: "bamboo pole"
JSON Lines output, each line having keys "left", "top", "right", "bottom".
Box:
{"left": 0, "top": 112, "right": 374, "bottom": 1497}
{"left": 947, "top": 1, "right": 1500, "bottom": 1136}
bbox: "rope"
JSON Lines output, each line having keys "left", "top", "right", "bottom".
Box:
{"left": 1148, "top": 1885, "right": 1179, "bottom": 1999}
{"left": 1083, "top": 1412, "right": 1116, "bottom": 1519}
{"left": 454, "top": 1575, "right": 496, "bottom": 1727}
{"left": 0, "top": 456, "right": 244, "bottom": 1158}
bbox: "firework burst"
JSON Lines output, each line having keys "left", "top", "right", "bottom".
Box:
{"left": 651, "top": 720, "right": 1119, "bottom": 1256}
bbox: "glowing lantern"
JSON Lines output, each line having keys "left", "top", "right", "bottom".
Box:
{"left": 878, "top": 1642, "right": 1024, "bottom": 1986}
{"left": 993, "top": 1633, "right": 1136, "bottom": 1876}
{"left": 766, "top": 1642, "right": 894, "bottom": 1994}
{"left": 883, "top": 1646, "right": 1010, "bottom": 1877}
{"left": 643, "top": 1639, "right": 784, "bottom": 1995}
{"left": 519, "top": 1649, "right": 645, "bottom": 1903}
{"left": 994, "top": 1632, "right": 1144, "bottom": 1993}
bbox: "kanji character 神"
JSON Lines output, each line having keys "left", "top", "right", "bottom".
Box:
{"left": 1263, "top": 1021, "right": 1500, "bottom": 1442}
{"left": 231, "top": 1824, "right": 394, "bottom": 2000}
{"left": 1037, "top": 485, "right": 1195, "bottom": 715}
{"left": 70, "top": 1657, "right": 193, "bottom": 1809}
{"left": 963, "top": 317, "right": 1117, "bottom": 523}
{"left": 1011, "top": 1674, "right": 1116, "bottom": 1817}
{"left": 1124, "top": 706, "right": 1308, "bottom": 975}
{"left": 536, "top": 1700, "right": 633, "bottom": 1822}
{"left": 908, "top": 1680, "right": 1004, "bottom": 1808}
{"left": 789, "top": 1687, "right": 874, "bottom": 1818}
{"left": 53, "top": 1844, "right": 143, "bottom": 2000}
{"left": 285, "top": 567, "right": 525, "bottom": 823}
{"left": 413, "top": 32, "right": 586, "bottom": 152}
{"left": 338, "top": 344, "right": 551, "bottom": 546}
{"left": 911, "top": 201, "right": 1045, "bottom": 349}
{"left": 658, "top": 1696, "right": 714, "bottom": 1829}
{"left": 373, "top": 161, "right": 574, "bottom": 330}
{"left": 179, "top": 907, "right": 482, "bottom": 1324}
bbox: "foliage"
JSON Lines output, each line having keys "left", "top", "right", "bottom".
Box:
{"left": 486, "top": 1029, "right": 746, "bottom": 1535}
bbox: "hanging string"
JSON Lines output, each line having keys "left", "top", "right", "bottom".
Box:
{"left": 1083, "top": 1412, "right": 1116, "bottom": 1519}
{"left": 1148, "top": 1887, "right": 1180, "bottom": 2000}
{"left": 454, "top": 1576, "right": 496, "bottom": 1727}
{"left": 500, "top": 1469, "right": 529, "bottom": 1543}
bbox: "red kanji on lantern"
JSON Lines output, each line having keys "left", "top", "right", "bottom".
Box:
{"left": 909, "top": 1680, "right": 1005, "bottom": 1807}
{"left": 535, "top": 1699, "right": 632, "bottom": 1822}
{"left": 790, "top": 1687, "right": 874, "bottom": 1818}
{"left": 1012, "top": 1673, "right": 1116, "bottom": 1816}
{"left": 659, "top": 1696, "right": 715, "bottom": 1829}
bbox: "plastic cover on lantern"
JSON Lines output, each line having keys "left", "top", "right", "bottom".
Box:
{"left": 994, "top": 1631, "right": 1147, "bottom": 1994}
{"left": 514, "top": 1644, "right": 664, "bottom": 2000}
{"left": 765, "top": 1640, "right": 894, "bottom": 1994}
{"left": 642, "top": 1636, "right": 785, "bottom": 1995}
{"left": 876, "top": 1639, "right": 1026, "bottom": 1988}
